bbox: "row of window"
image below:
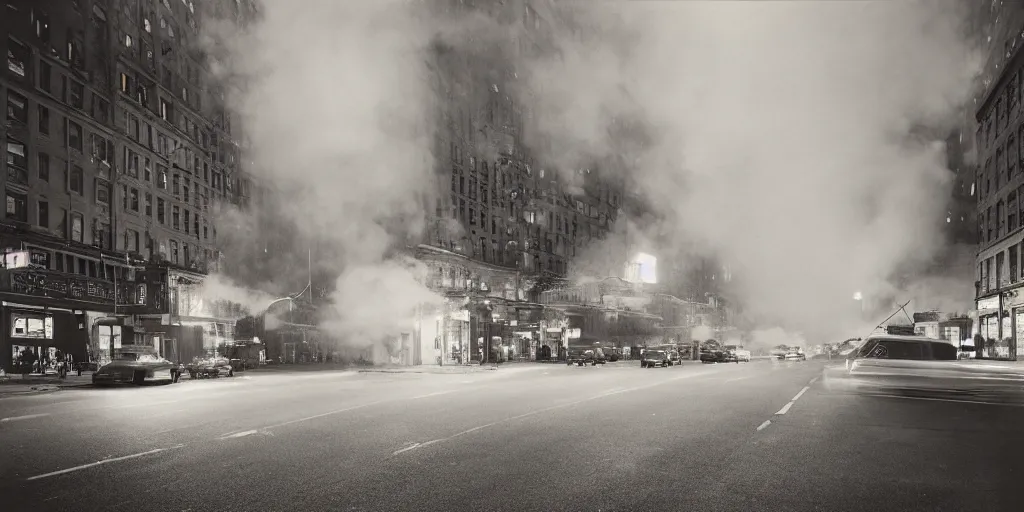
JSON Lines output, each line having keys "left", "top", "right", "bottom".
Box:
{"left": 3, "top": 187, "right": 212, "bottom": 273}
{"left": 118, "top": 72, "right": 235, "bottom": 174}
{"left": 4, "top": 123, "right": 214, "bottom": 243}
{"left": 979, "top": 238, "right": 1024, "bottom": 295}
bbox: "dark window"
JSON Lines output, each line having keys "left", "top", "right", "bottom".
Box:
{"left": 6, "top": 136, "right": 27, "bottom": 169}
{"left": 70, "top": 165, "right": 84, "bottom": 194}
{"left": 6, "top": 37, "right": 29, "bottom": 78}
{"left": 37, "top": 152, "right": 49, "bottom": 181}
{"left": 6, "top": 89, "right": 28, "bottom": 123}
{"left": 34, "top": 10, "right": 51, "bottom": 44}
{"left": 38, "top": 61, "right": 51, "bottom": 92}
{"left": 37, "top": 200, "right": 49, "bottom": 228}
{"left": 38, "top": 105, "right": 50, "bottom": 134}
{"left": 5, "top": 191, "right": 28, "bottom": 222}
{"left": 157, "top": 197, "right": 166, "bottom": 223}
{"left": 67, "top": 120, "right": 84, "bottom": 151}
{"left": 95, "top": 180, "right": 109, "bottom": 204}
{"left": 67, "top": 79, "right": 85, "bottom": 110}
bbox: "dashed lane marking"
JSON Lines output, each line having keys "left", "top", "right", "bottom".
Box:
{"left": 392, "top": 443, "right": 422, "bottom": 455}
{"left": 412, "top": 390, "right": 457, "bottom": 400}
{"left": 25, "top": 444, "right": 186, "bottom": 481}
{"left": 218, "top": 429, "right": 258, "bottom": 440}
{"left": 725, "top": 375, "right": 754, "bottom": 383}
{"left": 758, "top": 382, "right": 815, "bottom": 432}
{"left": 792, "top": 386, "right": 810, "bottom": 402}
{"left": 392, "top": 370, "right": 716, "bottom": 456}
{"left": 261, "top": 401, "right": 388, "bottom": 431}
{"left": 0, "top": 413, "right": 49, "bottom": 421}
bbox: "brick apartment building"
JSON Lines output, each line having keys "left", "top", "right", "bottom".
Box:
{"left": 972, "top": 0, "right": 1024, "bottom": 360}
{"left": 0, "top": 0, "right": 254, "bottom": 373}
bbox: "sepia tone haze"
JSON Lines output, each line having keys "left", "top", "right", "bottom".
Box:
{"left": 200, "top": 0, "right": 982, "bottom": 346}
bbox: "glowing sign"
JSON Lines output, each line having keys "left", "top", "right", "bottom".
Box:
{"left": 624, "top": 252, "right": 658, "bottom": 284}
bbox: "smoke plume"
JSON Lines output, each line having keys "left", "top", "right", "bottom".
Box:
{"left": 514, "top": 0, "right": 982, "bottom": 342}
{"left": 199, "top": 0, "right": 444, "bottom": 350}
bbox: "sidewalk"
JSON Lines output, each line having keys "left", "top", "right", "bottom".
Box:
{"left": 0, "top": 372, "right": 93, "bottom": 396}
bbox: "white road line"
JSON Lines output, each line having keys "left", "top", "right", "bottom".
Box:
{"left": 809, "top": 376, "right": 819, "bottom": 384}
{"left": 263, "top": 401, "right": 387, "bottom": 431}
{"left": 792, "top": 386, "right": 810, "bottom": 402}
{"left": 756, "top": 420, "right": 772, "bottom": 431}
{"left": 725, "top": 376, "right": 753, "bottom": 383}
{"left": 25, "top": 444, "right": 185, "bottom": 481}
{"left": 99, "top": 399, "right": 184, "bottom": 411}
{"left": 393, "top": 371, "right": 714, "bottom": 455}
{"left": 860, "top": 393, "right": 1024, "bottom": 407}
{"left": 219, "top": 429, "right": 258, "bottom": 440}
{"left": 392, "top": 443, "right": 422, "bottom": 455}
{"left": 0, "top": 413, "right": 50, "bottom": 423}
{"left": 776, "top": 401, "right": 794, "bottom": 415}
{"left": 412, "top": 390, "right": 457, "bottom": 400}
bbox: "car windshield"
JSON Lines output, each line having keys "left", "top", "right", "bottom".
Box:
{"left": 646, "top": 351, "right": 666, "bottom": 358}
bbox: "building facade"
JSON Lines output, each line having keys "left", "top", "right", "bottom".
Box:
{"left": 972, "top": 1, "right": 1024, "bottom": 360}
{"left": 0, "top": 0, "right": 252, "bottom": 372}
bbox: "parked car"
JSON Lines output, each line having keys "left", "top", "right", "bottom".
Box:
{"left": 641, "top": 349, "right": 672, "bottom": 368}
{"left": 185, "top": 357, "right": 236, "bottom": 378}
{"left": 92, "top": 346, "right": 175, "bottom": 386}
{"left": 601, "top": 347, "right": 622, "bottom": 362}
{"left": 725, "top": 345, "right": 752, "bottom": 362}
{"left": 567, "top": 348, "right": 605, "bottom": 367}
{"left": 700, "top": 348, "right": 728, "bottom": 363}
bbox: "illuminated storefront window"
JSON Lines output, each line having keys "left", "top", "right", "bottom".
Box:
{"left": 10, "top": 312, "right": 54, "bottom": 339}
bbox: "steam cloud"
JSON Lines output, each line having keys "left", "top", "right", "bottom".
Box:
{"left": 198, "top": 0, "right": 983, "bottom": 352}
{"left": 200, "top": 0, "right": 444, "bottom": 352}
{"left": 514, "top": 0, "right": 982, "bottom": 342}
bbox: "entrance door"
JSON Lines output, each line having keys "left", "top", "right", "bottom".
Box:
{"left": 283, "top": 342, "right": 296, "bottom": 363}
{"left": 159, "top": 337, "right": 178, "bottom": 362}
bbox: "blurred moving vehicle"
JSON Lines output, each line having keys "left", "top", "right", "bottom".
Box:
{"left": 641, "top": 349, "right": 672, "bottom": 368}
{"left": 567, "top": 348, "right": 606, "bottom": 367}
{"left": 784, "top": 347, "right": 807, "bottom": 361}
{"left": 823, "top": 334, "right": 1024, "bottom": 404}
{"left": 724, "top": 345, "right": 751, "bottom": 362}
{"left": 770, "top": 345, "right": 790, "bottom": 360}
{"left": 92, "top": 345, "right": 174, "bottom": 386}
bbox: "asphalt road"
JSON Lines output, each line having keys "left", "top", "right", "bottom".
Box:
{"left": 1, "top": 359, "right": 1021, "bottom": 511}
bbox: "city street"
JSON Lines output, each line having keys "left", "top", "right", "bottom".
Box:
{"left": 1, "top": 360, "right": 1021, "bottom": 511}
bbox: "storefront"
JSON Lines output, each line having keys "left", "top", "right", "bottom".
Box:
{"left": 2, "top": 303, "right": 90, "bottom": 374}
{"left": 976, "top": 295, "right": 1012, "bottom": 359}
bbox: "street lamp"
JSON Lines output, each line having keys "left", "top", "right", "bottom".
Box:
{"left": 853, "top": 291, "right": 865, "bottom": 318}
